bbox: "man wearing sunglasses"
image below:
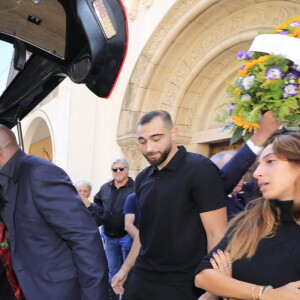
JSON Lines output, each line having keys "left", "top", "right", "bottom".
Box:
{"left": 94, "top": 159, "right": 134, "bottom": 299}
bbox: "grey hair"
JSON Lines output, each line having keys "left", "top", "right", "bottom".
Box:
{"left": 74, "top": 180, "right": 92, "bottom": 192}
{"left": 210, "top": 150, "right": 237, "bottom": 169}
{"left": 111, "top": 158, "right": 129, "bottom": 169}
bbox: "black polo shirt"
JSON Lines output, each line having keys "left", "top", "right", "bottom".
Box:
{"left": 134, "top": 146, "right": 226, "bottom": 286}
{"left": 94, "top": 177, "right": 135, "bottom": 237}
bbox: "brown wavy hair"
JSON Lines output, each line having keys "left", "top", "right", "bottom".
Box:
{"left": 226, "top": 132, "right": 300, "bottom": 262}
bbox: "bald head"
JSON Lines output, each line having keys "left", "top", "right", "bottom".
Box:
{"left": 0, "top": 125, "right": 20, "bottom": 167}
{"left": 0, "top": 125, "right": 19, "bottom": 148}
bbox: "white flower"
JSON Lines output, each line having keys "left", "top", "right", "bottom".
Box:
{"left": 242, "top": 75, "right": 255, "bottom": 90}
{"left": 241, "top": 94, "right": 251, "bottom": 101}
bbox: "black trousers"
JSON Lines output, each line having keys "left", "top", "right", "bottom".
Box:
{"left": 0, "top": 261, "right": 17, "bottom": 300}
{"left": 122, "top": 272, "right": 202, "bottom": 300}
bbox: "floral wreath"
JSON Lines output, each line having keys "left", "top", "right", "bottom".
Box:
{"left": 217, "top": 17, "right": 300, "bottom": 144}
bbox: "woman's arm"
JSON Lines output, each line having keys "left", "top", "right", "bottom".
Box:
{"left": 195, "top": 269, "right": 300, "bottom": 300}
{"left": 195, "top": 269, "right": 254, "bottom": 299}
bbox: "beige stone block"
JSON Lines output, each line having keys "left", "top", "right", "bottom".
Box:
{"left": 158, "top": 41, "right": 189, "bottom": 68}
{"left": 179, "top": 91, "right": 199, "bottom": 110}
{"left": 147, "top": 64, "right": 175, "bottom": 90}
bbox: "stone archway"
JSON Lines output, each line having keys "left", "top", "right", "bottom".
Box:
{"left": 117, "top": 0, "right": 300, "bottom": 175}
{"left": 24, "top": 114, "right": 54, "bottom": 162}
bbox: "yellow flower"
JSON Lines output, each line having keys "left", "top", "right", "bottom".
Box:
{"left": 233, "top": 116, "right": 260, "bottom": 132}
{"left": 226, "top": 80, "right": 232, "bottom": 89}
{"left": 234, "top": 87, "right": 241, "bottom": 95}
{"left": 261, "top": 80, "right": 273, "bottom": 88}
{"left": 272, "top": 17, "right": 300, "bottom": 33}
{"left": 238, "top": 55, "right": 270, "bottom": 77}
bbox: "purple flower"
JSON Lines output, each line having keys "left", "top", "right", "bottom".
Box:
{"left": 284, "top": 71, "right": 300, "bottom": 83}
{"left": 290, "top": 21, "right": 300, "bottom": 26}
{"left": 278, "top": 31, "right": 289, "bottom": 35}
{"left": 265, "top": 67, "right": 282, "bottom": 80}
{"left": 282, "top": 92, "right": 289, "bottom": 98}
{"left": 237, "top": 51, "right": 252, "bottom": 60}
{"left": 283, "top": 83, "right": 299, "bottom": 97}
{"left": 291, "top": 63, "right": 300, "bottom": 72}
{"left": 236, "top": 77, "right": 243, "bottom": 86}
{"left": 228, "top": 103, "right": 235, "bottom": 115}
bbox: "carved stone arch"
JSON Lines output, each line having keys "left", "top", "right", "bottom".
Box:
{"left": 23, "top": 111, "right": 55, "bottom": 162}
{"left": 117, "top": 0, "right": 300, "bottom": 172}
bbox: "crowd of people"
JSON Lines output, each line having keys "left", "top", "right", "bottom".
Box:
{"left": 0, "top": 109, "right": 299, "bottom": 300}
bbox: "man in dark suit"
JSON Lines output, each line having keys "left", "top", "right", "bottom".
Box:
{"left": 211, "top": 111, "right": 281, "bottom": 221}
{"left": 0, "top": 125, "right": 109, "bottom": 300}
{"left": 211, "top": 150, "right": 254, "bottom": 220}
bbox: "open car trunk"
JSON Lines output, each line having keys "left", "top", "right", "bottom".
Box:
{"left": 0, "top": 0, "right": 128, "bottom": 128}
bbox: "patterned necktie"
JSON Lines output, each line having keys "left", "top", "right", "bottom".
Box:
{"left": 0, "top": 222, "right": 25, "bottom": 300}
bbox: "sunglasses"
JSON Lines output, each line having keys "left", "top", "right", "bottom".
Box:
{"left": 112, "top": 167, "right": 126, "bottom": 172}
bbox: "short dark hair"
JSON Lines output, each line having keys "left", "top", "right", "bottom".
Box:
{"left": 137, "top": 110, "right": 173, "bottom": 129}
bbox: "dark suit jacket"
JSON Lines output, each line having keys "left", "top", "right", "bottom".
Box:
{"left": 220, "top": 143, "right": 256, "bottom": 194}
{"left": 226, "top": 181, "right": 255, "bottom": 220}
{"left": 220, "top": 143, "right": 257, "bottom": 220}
{"left": 1, "top": 150, "right": 109, "bottom": 300}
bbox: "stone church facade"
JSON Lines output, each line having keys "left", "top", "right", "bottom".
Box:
{"left": 19, "top": 0, "right": 300, "bottom": 190}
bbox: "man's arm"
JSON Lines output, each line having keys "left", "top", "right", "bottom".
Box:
{"left": 86, "top": 188, "right": 105, "bottom": 226}
{"left": 200, "top": 207, "right": 227, "bottom": 252}
{"left": 111, "top": 231, "right": 141, "bottom": 295}
{"left": 123, "top": 193, "right": 139, "bottom": 238}
{"left": 198, "top": 208, "right": 228, "bottom": 300}
{"left": 197, "top": 207, "right": 227, "bottom": 300}
{"left": 88, "top": 202, "right": 104, "bottom": 226}
{"left": 221, "top": 111, "right": 281, "bottom": 194}
{"left": 124, "top": 214, "right": 138, "bottom": 238}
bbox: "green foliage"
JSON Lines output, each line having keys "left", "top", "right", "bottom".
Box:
{"left": 230, "top": 127, "right": 244, "bottom": 145}
{"left": 222, "top": 52, "right": 300, "bottom": 143}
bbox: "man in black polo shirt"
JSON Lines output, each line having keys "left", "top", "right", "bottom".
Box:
{"left": 112, "top": 110, "right": 227, "bottom": 299}
{"left": 94, "top": 158, "right": 135, "bottom": 290}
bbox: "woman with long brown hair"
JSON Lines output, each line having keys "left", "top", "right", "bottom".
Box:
{"left": 195, "top": 132, "right": 300, "bottom": 300}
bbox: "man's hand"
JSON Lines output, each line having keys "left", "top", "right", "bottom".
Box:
{"left": 251, "top": 111, "right": 282, "bottom": 146}
{"left": 111, "top": 269, "right": 128, "bottom": 295}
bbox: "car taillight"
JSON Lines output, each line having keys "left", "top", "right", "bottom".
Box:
{"left": 93, "top": 0, "right": 117, "bottom": 39}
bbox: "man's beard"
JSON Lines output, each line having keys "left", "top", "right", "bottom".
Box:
{"left": 143, "top": 145, "right": 172, "bottom": 167}
{"left": 115, "top": 175, "right": 126, "bottom": 182}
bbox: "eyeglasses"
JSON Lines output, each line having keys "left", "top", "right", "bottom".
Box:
{"left": 112, "top": 167, "right": 126, "bottom": 172}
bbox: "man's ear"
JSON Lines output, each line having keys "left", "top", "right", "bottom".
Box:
{"left": 171, "top": 127, "right": 178, "bottom": 142}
